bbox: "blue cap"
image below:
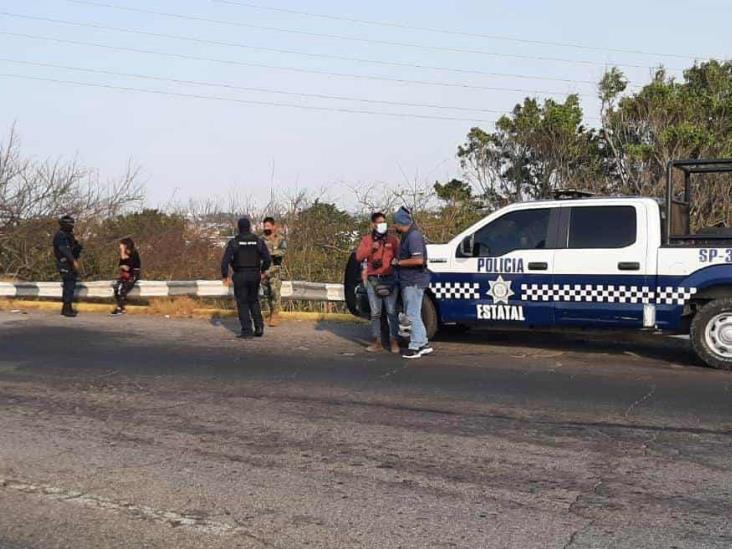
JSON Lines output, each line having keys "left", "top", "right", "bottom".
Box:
{"left": 394, "top": 206, "right": 413, "bottom": 226}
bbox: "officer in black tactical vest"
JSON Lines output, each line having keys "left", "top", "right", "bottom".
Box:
{"left": 52, "top": 214, "right": 83, "bottom": 317}
{"left": 221, "top": 217, "right": 272, "bottom": 338}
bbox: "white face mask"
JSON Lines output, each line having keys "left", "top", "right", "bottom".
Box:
{"left": 376, "top": 222, "right": 388, "bottom": 235}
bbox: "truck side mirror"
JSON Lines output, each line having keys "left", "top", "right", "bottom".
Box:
{"left": 460, "top": 235, "right": 475, "bottom": 257}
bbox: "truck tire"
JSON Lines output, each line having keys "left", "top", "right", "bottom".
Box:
{"left": 422, "top": 295, "right": 439, "bottom": 341}
{"left": 690, "top": 298, "right": 732, "bottom": 370}
{"left": 344, "top": 252, "right": 366, "bottom": 318}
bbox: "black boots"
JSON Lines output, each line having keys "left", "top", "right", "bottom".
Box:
{"left": 61, "top": 303, "right": 77, "bottom": 317}
{"left": 254, "top": 325, "right": 264, "bottom": 338}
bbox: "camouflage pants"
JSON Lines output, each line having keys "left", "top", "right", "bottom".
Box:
{"left": 262, "top": 273, "right": 282, "bottom": 314}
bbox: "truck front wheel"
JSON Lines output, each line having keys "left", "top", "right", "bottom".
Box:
{"left": 422, "top": 295, "right": 439, "bottom": 341}
{"left": 690, "top": 298, "right": 732, "bottom": 370}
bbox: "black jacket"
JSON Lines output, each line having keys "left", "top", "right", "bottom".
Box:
{"left": 221, "top": 232, "right": 272, "bottom": 278}
{"left": 53, "top": 229, "right": 82, "bottom": 267}
{"left": 119, "top": 251, "right": 142, "bottom": 280}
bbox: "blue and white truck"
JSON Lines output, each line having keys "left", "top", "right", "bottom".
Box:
{"left": 345, "top": 159, "right": 732, "bottom": 369}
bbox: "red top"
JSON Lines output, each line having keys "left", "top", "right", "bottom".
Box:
{"left": 355, "top": 233, "right": 400, "bottom": 277}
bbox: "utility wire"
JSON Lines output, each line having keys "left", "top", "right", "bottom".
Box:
{"left": 0, "top": 58, "right": 514, "bottom": 114}
{"left": 65, "top": 0, "right": 682, "bottom": 71}
{"left": 2, "top": 31, "right": 598, "bottom": 98}
{"left": 212, "top": 0, "right": 701, "bottom": 61}
{"left": 1, "top": 11, "right": 601, "bottom": 86}
{"left": 0, "top": 72, "right": 497, "bottom": 123}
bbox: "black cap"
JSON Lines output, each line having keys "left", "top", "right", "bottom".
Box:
{"left": 59, "top": 215, "right": 75, "bottom": 228}
{"left": 237, "top": 217, "right": 251, "bottom": 233}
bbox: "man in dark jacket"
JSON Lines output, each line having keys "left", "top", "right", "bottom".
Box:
{"left": 52, "top": 215, "right": 83, "bottom": 317}
{"left": 221, "top": 217, "right": 272, "bottom": 338}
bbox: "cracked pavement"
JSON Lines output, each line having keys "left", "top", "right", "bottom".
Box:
{"left": 0, "top": 311, "right": 731, "bottom": 548}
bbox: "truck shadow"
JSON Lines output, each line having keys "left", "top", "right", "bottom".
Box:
{"left": 315, "top": 320, "right": 701, "bottom": 368}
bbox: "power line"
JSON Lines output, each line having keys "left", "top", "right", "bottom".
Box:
{"left": 212, "top": 0, "right": 701, "bottom": 62}
{"left": 0, "top": 72, "right": 497, "bottom": 123}
{"left": 0, "top": 11, "right": 601, "bottom": 86}
{"left": 0, "top": 57, "right": 514, "bottom": 115}
{"left": 2, "top": 31, "right": 599, "bottom": 98}
{"left": 65, "top": 0, "right": 682, "bottom": 71}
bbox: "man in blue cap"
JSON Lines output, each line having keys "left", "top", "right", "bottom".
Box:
{"left": 392, "top": 207, "right": 433, "bottom": 359}
{"left": 221, "top": 217, "right": 272, "bottom": 338}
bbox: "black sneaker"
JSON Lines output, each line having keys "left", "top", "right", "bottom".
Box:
{"left": 402, "top": 345, "right": 433, "bottom": 359}
{"left": 418, "top": 344, "right": 434, "bottom": 356}
{"left": 237, "top": 332, "right": 253, "bottom": 339}
{"left": 110, "top": 308, "right": 125, "bottom": 316}
{"left": 254, "top": 328, "right": 264, "bottom": 338}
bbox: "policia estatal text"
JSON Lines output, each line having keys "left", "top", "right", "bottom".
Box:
{"left": 221, "top": 217, "right": 272, "bottom": 338}
{"left": 52, "top": 215, "right": 83, "bottom": 317}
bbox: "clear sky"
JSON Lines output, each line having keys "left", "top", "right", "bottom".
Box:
{"left": 1, "top": 0, "right": 728, "bottom": 209}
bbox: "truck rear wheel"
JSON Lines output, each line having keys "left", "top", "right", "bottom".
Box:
{"left": 690, "top": 298, "right": 732, "bottom": 370}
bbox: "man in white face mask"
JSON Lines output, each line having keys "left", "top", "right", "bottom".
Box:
{"left": 355, "top": 212, "right": 401, "bottom": 353}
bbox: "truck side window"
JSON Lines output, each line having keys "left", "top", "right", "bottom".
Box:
{"left": 568, "top": 206, "right": 637, "bottom": 248}
{"left": 473, "top": 208, "right": 550, "bottom": 257}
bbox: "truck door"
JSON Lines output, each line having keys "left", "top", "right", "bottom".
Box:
{"left": 551, "top": 203, "right": 652, "bottom": 327}
{"left": 440, "top": 206, "right": 560, "bottom": 326}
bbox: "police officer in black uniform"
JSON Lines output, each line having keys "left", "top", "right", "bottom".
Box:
{"left": 52, "top": 215, "right": 83, "bottom": 317}
{"left": 221, "top": 217, "right": 272, "bottom": 338}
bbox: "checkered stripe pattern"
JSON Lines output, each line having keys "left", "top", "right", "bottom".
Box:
{"left": 656, "top": 286, "right": 697, "bottom": 305}
{"left": 521, "top": 284, "right": 656, "bottom": 304}
{"left": 521, "top": 283, "right": 698, "bottom": 306}
{"left": 430, "top": 282, "right": 481, "bottom": 300}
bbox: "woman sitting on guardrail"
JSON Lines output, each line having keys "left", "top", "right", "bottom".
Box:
{"left": 111, "top": 237, "right": 141, "bottom": 316}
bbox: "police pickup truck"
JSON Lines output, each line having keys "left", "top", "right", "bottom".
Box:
{"left": 345, "top": 159, "right": 732, "bottom": 370}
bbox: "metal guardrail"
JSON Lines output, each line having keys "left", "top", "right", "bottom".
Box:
{"left": 0, "top": 280, "right": 345, "bottom": 302}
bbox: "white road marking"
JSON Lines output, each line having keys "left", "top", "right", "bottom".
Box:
{"left": 0, "top": 477, "right": 241, "bottom": 536}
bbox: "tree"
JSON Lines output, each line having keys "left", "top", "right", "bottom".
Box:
{"left": 456, "top": 96, "right": 607, "bottom": 209}
{"left": 600, "top": 60, "right": 732, "bottom": 228}
{"left": 428, "top": 179, "right": 484, "bottom": 242}
{"left": 0, "top": 127, "right": 142, "bottom": 280}
{"left": 285, "top": 200, "right": 357, "bottom": 283}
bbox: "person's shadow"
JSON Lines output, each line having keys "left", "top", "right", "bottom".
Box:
{"left": 209, "top": 316, "right": 241, "bottom": 336}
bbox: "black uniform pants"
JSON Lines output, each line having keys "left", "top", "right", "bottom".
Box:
{"left": 60, "top": 270, "right": 77, "bottom": 306}
{"left": 233, "top": 271, "right": 263, "bottom": 334}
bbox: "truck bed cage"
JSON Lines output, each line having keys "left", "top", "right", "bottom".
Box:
{"left": 664, "top": 158, "right": 732, "bottom": 245}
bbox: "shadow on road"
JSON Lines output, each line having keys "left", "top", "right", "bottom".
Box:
{"left": 442, "top": 326, "right": 700, "bottom": 366}
{"left": 316, "top": 318, "right": 701, "bottom": 368}
{"left": 314, "top": 319, "right": 371, "bottom": 348}
{"left": 209, "top": 316, "right": 240, "bottom": 336}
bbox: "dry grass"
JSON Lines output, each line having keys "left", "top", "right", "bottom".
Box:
{"left": 0, "top": 297, "right": 360, "bottom": 323}
{"left": 146, "top": 297, "right": 200, "bottom": 317}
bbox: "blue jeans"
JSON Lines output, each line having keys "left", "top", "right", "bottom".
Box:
{"left": 402, "top": 285, "right": 427, "bottom": 350}
{"left": 366, "top": 279, "right": 399, "bottom": 339}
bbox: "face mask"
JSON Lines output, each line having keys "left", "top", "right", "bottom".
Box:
{"left": 263, "top": 229, "right": 273, "bottom": 236}
{"left": 376, "top": 223, "right": 388, "bottom": 235}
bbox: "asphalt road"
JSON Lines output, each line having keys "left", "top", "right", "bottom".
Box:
{"left": 0, "top": 311, "right": 731, "bottom": 549}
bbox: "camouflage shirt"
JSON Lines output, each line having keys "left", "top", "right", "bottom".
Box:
{"left": 263, "top": 231, "right": 287, "bottom": 272}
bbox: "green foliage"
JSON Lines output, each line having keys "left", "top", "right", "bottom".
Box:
{"left": 458, "top": 95, "right": 607, "bottom": 205}
{"left": 434, "top": 178, "right": 473, "bottom": 203}
{"left": 4, "top": 59, "right": 732, "bottom": 285}
{"left": 284, "top": 200, "right": 359, "bottom": 283}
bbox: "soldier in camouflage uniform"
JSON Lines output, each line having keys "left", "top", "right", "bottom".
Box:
{"left": 261, "top": 216, "right": 287, "bottom": 327}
